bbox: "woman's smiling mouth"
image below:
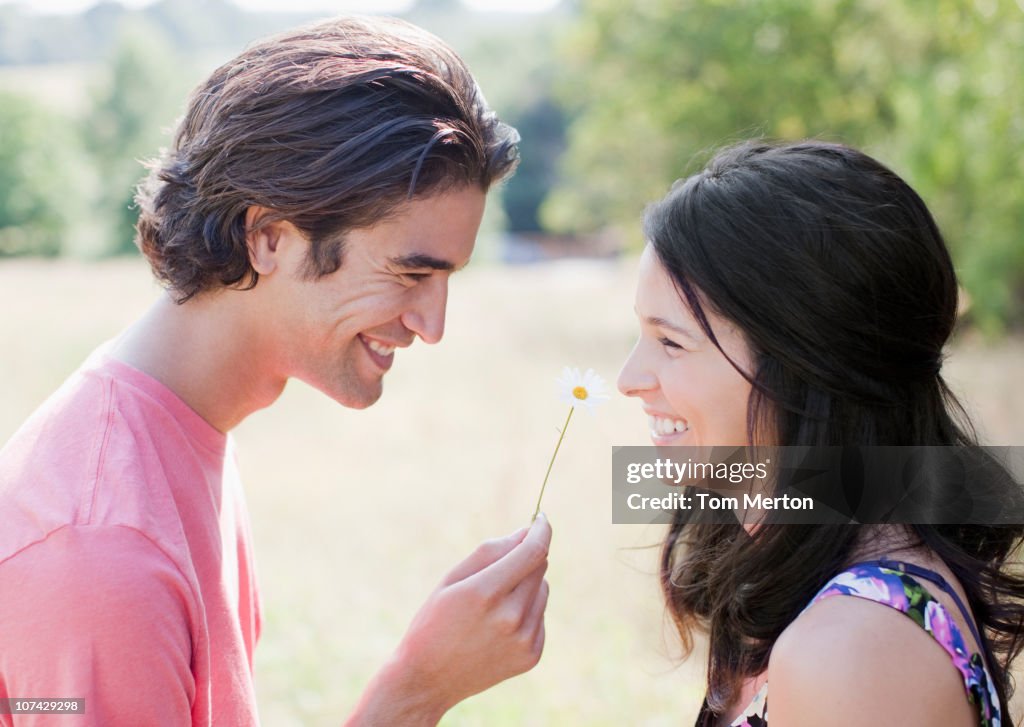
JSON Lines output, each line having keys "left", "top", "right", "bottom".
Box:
{"left": 648, "top": 413, "right": 690, "bottom": 443}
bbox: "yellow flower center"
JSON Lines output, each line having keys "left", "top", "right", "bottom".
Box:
{"left": 572, "top": 386, "right": 589, "bottom": 401}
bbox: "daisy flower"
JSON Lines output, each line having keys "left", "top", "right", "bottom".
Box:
{"left": 555, "top": 367, "right": 610, "bottom": 414}
{"left": 532, "top": 367, "right": 609, "bottom": 520}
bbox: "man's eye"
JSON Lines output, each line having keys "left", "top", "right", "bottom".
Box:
{"left": 659, "top": 336, "right": 685, "bottom": 351}
{"left": 402, "top": 272, "right": 432, "bottom": 282}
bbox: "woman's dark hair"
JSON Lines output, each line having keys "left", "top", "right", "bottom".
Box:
{"left": 135, "top": 16, "right": 519, "bottom": 302}
{"left": 644, "top": 140, "right": 1024, "bottom": 723}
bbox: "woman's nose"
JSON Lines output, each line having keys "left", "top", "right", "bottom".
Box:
{"left": 617, "top": 340, "right": 657, "bottom": 397}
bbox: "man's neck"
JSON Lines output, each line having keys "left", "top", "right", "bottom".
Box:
{"left": 108, "top": 292, "right": 287, "bottom": 433}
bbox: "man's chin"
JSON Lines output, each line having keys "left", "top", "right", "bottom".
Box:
{"left": 338, "top": 391, "right": 381, "bottom": 410}
{"left": 330, "top": 380, "right": 383, "bottom": 410}
{"left": 297, "top": 372, "right": 383, "bottom": 410}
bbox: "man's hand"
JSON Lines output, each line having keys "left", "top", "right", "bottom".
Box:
{"left": 346, "top": 514, "right": 552, "bottom": 726}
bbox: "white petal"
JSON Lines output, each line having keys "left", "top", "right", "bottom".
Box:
{"left": 555, "top": 365, "right": 608, "bottom": 413}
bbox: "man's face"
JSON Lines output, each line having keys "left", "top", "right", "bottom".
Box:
{"left": 264, "top": 185, "right": 486, "bottom": 409}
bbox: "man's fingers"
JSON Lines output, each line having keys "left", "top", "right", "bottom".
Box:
{"left": 521, "top": 577, "right": 549, "bottom": 633}
{"left": 506, "top": 558, "right": 547, "bottom": 616}
{"left": 474, "top": 513, "right": 551, "bottom": 594}
{"left": 523, "top": 580, "right": 549, "bottom": 667}
{"left": 442, "top": 525, "right": 529, "bottom": 586}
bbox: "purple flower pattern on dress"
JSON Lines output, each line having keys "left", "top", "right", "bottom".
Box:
{"left": 924, "top": 599, "right": 954, "bottom": 650}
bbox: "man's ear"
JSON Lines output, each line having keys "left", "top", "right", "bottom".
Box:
{"left": 245, "top": 206, "right": 288, "bottom": 276}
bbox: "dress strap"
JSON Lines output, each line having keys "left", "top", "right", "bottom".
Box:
{"left": 849, "top": 558, "right": 985, "bottom": 652}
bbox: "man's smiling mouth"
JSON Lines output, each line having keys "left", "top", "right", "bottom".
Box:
{"left": 359, "top": 334, "right": 397, "bottom": 370}
{"left": 364, "top": 339, "right": 395, "bottom": 357}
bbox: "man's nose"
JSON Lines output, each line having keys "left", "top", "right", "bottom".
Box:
{"left": 402, "top": 281, "right": 448, "bottom": 345}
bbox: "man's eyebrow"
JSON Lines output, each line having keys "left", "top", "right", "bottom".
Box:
{"left": 389, "top": 253, "right": 464, "bottom": 272}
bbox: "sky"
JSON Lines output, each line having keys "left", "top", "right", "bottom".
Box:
{"left": 0, "top": 0, "right": 562, "bottom": 14}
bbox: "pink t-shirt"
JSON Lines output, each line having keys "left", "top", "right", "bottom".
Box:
{"left": 0, "top": 351, "right": 261, "bottom": 726}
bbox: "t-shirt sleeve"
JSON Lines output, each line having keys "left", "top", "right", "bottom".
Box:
{"left": 0, "top": 525, "right": 195, "bottom": 726}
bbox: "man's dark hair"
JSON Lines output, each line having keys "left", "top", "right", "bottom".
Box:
{"left": 135, "top": 16, "right": 519, "bottom": 302}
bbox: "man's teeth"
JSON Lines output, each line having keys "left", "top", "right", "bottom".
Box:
{"left": 648, "top": 416, "right": 689, "bottom": 436}
{"left": 366, "top": 339, "right": 395, "bottom": 356}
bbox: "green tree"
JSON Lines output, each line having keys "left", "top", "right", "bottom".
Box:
{"left": 81, "top": 20, "right": 187, "bottom": 256}
{"left": 877, "top": 0, "right": 1024, "bottom": 334}
{"left": 549, "top": 0, "right": 1024, "bottom": 331}
{"left": 444, "top": 13, "right": 575, "bottom": 237}
{"left": 503, "top": 95, "right": 568, "bottom": 233}
{"left": 0, "top": 92, "right": 84, "bottom": 257}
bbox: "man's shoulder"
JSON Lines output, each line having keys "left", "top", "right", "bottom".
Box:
{"left": 0, "top": 362, "right": 113, "bottom": 555}
{"left": 0, "top": 522, "right": 191, "bottom": 598}
{"left": 2, "top": 358, "right": 112, "bottom": 460}
{"left": 0, "top": 353, "right": 210, "bottom": 567}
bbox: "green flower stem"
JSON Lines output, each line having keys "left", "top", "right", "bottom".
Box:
{"left": 532, "top": 405, "right": 575, "bottom": 521}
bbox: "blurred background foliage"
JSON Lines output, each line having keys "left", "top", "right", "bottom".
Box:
{"left": 545, "top": 0, "right": 1024, "bottom": 334}
{"left": 0, "top": 90, "right": 82, "bottom": 256}
{"left": 0, "top": 0, "right": 1022, "bottom": 331}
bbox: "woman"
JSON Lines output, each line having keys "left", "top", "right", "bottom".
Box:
{"left": 617, "top": 141, "right": 1024, "bottom": 726}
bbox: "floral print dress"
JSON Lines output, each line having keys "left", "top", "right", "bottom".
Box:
{"left": 697, "top": 560, "right": 1000, "bottom": 727}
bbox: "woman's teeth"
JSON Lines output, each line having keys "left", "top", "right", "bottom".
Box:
{"left": 649, "top": 416, "right": 689, "bottom": 436}
{"left": 366, "top": 339, "right": 395, "bottom": 356}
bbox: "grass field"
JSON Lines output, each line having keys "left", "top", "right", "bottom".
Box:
{"left": 1, "top": 256, "right": 1022, "bottom": 725}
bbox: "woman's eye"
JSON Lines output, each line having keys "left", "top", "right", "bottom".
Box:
{"left": 659, "top": 336, "right": 685, "bottom": 351}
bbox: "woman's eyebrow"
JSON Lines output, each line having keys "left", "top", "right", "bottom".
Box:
{"left": 645, "top": 314, "right": 703, "bottom": 341}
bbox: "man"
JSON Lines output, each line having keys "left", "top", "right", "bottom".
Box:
{"left": 0, "top": 16, "right": 551, "bottom": 726}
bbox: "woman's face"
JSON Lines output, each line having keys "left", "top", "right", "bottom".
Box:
{"left": 618, "top": 245, "right": 755, "bottom": 446}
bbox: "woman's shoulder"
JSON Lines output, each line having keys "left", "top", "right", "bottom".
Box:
{"left": 765, "top": 571, "right": 978, "bottom": 727}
